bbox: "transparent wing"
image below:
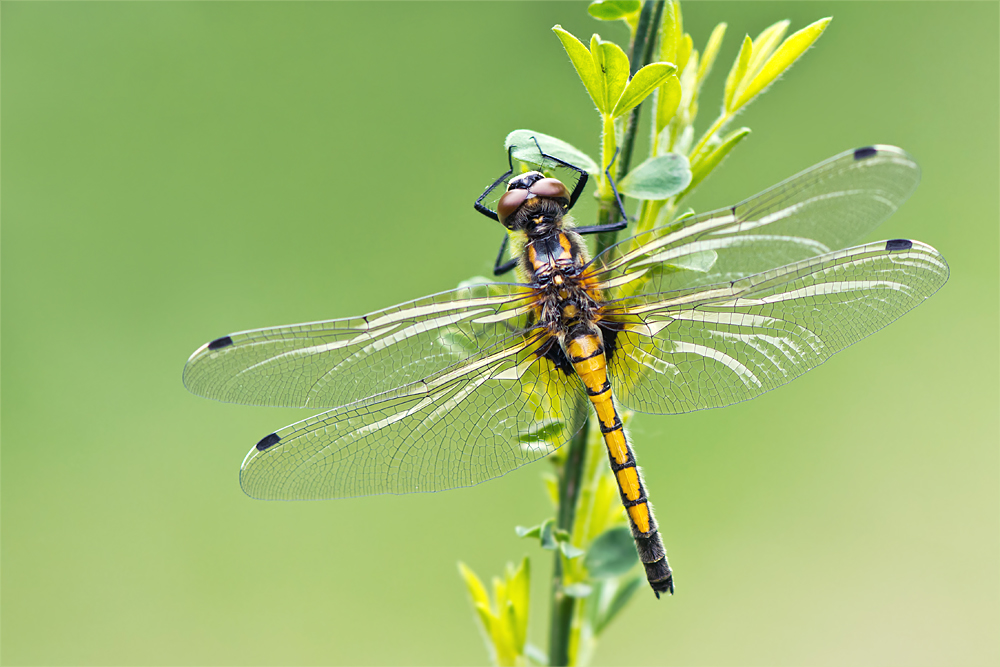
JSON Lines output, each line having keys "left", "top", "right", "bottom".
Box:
{"left": 604, "top": 239, "right": 949, "bottom": 415}
{"left": 239, "top": 333, "right": 589, "bottom": 500}
{"left": 183, "top": 282, "right": 538, "bottom": 409}
{"left": 590, "top": 146, "right": 921, "bottom": 297}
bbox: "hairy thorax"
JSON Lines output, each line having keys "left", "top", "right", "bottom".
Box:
{"left": 510, "top": 199, "right": 603, "bottom": 339}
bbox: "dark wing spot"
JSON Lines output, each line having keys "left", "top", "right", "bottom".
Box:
{"left": 854, "top": 146, "right": 879, "bottom": 160}
{"left": 208, "top": 336, "right": 234, "bottom": 350}
{"left": 886, "top": 239, "right": 913, "bottom": 251}
{"left": 256, "top": 433, "right": 281, "bottom": 451}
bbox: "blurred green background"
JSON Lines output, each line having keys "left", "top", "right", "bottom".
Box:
{"left": 2, "top": 2, "right": 997, "bottom": 665}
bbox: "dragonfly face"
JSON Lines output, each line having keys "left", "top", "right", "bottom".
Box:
{"left": 184, "top": 144, "right": 949, "bottom": 598}
{"left": 497, "top": 171, "right": 571, "bottom": 230}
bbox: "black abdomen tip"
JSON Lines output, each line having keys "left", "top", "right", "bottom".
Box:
{"left": 854, "top": 146, "right": 878, "bottom": 160}
{"left": 644, "top": 560, "right": 674, "bottom": 597}
{"left": 256, "top": 433, "right": 281, "bottom": 451}
{"left": 208, "top": 336, "right": 234, "bottom": 350}
{"left": 886, "top": 239, "right": 913, "bottom": 251}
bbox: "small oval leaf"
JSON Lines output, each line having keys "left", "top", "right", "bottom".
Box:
{"left": 612, "top": 61, "right": 677, "bottom": 118}
{"left": 697, "top": 22, "right": 727, "bottom": 85}
{"left": 659, "top": 0, "right": 680, "bottom": 63}
{"left": 587, "top": 0, "right": 641, "bottom": 21}
{"left": 593, "top": 575, "right": 644, "bottom": 636}
{"left": 656, "top": 74, "right": 682, "bottom": 136}
{"left": 505, "top": 129, "right": 600, "bottom": 175}
{"left": 553, "top": 25, "right": 605, "bottom": 114}
{"left": 515, "top": 524, "right": 542, "bottom": 539}
{"left": 560, "top": 542, "right": 586, "bottom": 559}
{"left": 724, "top": 34, "right": 753, "bottom": 112}
{"left": 745, "top": 19, "right": 790, "bottom": 79}
{"left": 584, "top": 526, "right": 639, "bottom": 578}
{"left": 595, "top": 39, "right": 630, "bottom": 113}
{"left": 540, "top": 518, "right": 557, "bottom": 550}
{"left": 618, "top": 153, "right": 692, "bottom": 200}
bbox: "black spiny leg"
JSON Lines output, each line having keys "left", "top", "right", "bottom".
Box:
{"left": 474, "top": 145, "right": 515, "bottom": 222}
{"left": 573, "top": 147, "right": 630, "bottom": 237}
{"left": 493, "top": 234, "right": 518, "bottom": 275}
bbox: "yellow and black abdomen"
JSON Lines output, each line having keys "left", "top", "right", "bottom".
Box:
{"left": 564, "top": 327, "right": 674, "bottom": 597}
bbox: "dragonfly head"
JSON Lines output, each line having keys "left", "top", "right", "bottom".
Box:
{"left": 497, "top": 171, "right": 571, "bottom": 230}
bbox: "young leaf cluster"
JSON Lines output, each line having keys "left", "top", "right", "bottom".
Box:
{"left": 458, "top": 558, "right": 534, "bottom": 667}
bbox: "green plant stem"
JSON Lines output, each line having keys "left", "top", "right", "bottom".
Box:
{"left": 688, "top": 113, "right": 728, "bottom": 163}
{"left": 596, "top": 0, "right": 665, "bottom": 260}
{"left": 548, "top": 419, "right": 590, "bottom": 667}
{"left": 616, "top": 0, "right": 665, "bottom": 184}
{"left": 594, "top": 199, "right": 621, "bottom": 258}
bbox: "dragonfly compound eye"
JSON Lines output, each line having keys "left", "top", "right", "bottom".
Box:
{"left": 529, "top": 178, "right": 570, "bottom": 206}
{"left": 497, "top": 189, "right": 530, "bottom": 228}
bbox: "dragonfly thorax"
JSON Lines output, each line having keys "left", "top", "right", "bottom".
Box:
{"left": 524, "top": 228, "right": 600, "bottom": 334}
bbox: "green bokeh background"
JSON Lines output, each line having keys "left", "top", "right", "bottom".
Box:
{"left": 3, "top": 2, "right": 997, "bottom": 665}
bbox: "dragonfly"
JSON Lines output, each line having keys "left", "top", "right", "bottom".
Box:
{"left": 184, "top": 142, "right": 948, "bottom": 597}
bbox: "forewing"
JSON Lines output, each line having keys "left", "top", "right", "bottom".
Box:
{"left": 605, "top": 240, "right": 948, "bottom": 415}
{"left": 183, "top": 282, "right": 537, "bottom": 409}
{"left": 239, "top": 334, "right": 589, "bottom": 499}
{"left": 590, "top": 146, "right": 921, "bottom": 297}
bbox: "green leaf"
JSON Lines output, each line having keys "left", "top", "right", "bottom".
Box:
{"left": 639, "top": 249, "right": 718, "bottom": 290}
{"left": 517, "top": 420, "right": 565, "bottom": 445}
{"left": 515, "top": 524, "right": 541, "bottom": 539}
{"left": 539, "top": 518, "right": 557, "bottom": 550}
{"left": 542, "top": 473, "right": 559, "bottom": 508}
{"left": 724, "top": 34, "right": 752, "bottom": 112}
{"left": 524, "top": 643, "right": 548, "bottom": 666}
{"left": 594, "top": 39, "right": 630, "bottom": 113}
{"left": 584, "top": 526, "right": 638, "bottom": 578}
{"left": 559, "top": 542, "right": 586, "bottom": 559}
{"left": 611, "top": 62, "right": 677, "bottom": 118}
{"left": 659, "top": 0, "right": 680, "bottom": 64}
{"left": 563, "top": 583, "right": 594, "bottom": 598}
{"left": 472, "top": 602, "right": 498, "bottom": 655}
{"left": 593, "top": 575, "right": 644, "bottom": 635}
{"left": 697, "top": 22, "right": 727, "bottom": 85}
{"left": 746, "top": 19, "right": 790, "bottom": 79}
{"left": 507, "top": 557, "right": 530, "bottom": 651}
{"left": 458, "top": 562, "right": 492, "bottom": 612}
{"left": 552, "top": 25, "right": 606, "bottom": 114}
{"left": 732, "top": 17, "right": 831, "bottom": 112}
{"left": 676, "top": 32, "right": 693, "bottom": 74}
{"left": 505, "top": 129, "right": 599, "bottom": 175}
{"left": 670, "top": 249, "right": 717, "bottom": 272}
{"left": 684, "top": 127, "right": 750, "bottom": 197}
{"left": 618, "top": 153, "right": 691, "bottom": 200}
{"left": 618, "top": 152, "right": 690, "bottom": 198}
{"left": 587, "top": 0, "right": 640, "bottom": 21}
{"left": 656, "top": 74, "right": 682, "bottom": 135}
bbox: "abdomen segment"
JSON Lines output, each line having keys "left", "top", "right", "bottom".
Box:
{"left": 565, "top": 330, "right": 674, "bottom": 597}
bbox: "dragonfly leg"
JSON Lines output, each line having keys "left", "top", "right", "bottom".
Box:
{"left": 493, "top": 234, "right": 518, "bottom": 275}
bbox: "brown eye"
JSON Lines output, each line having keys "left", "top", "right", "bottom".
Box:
{"left": 529, "top": 178, "right": 570, "bottom": 205}
{"left": 497, "top": 189, "right": 529, "bottom": 227}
